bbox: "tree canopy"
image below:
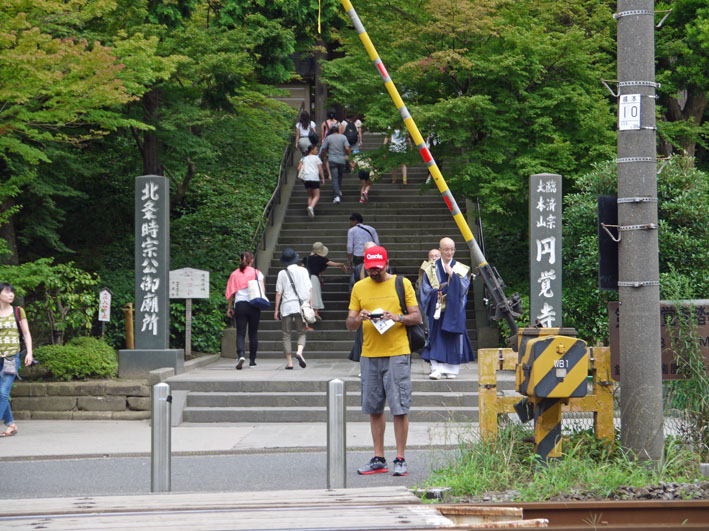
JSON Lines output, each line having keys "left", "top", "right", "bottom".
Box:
{"left": 1, "top": 0, "right": 706, "bottom": 350}
{"left": 321, "top": 0, "right": 617, "bottom": 230}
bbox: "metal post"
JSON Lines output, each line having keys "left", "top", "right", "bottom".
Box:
{"left": 151, "top": 382, "right": 172, "bottom": 492}
{"left": 327, "top": 379, "right": 347, "bottom": 489}
{"left": 616, "top": 0, "right": 663, "bottom": 460}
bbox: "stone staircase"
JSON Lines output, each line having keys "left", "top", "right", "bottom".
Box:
{"left": 181, "top": 132, "right": 496, "bottom": 424}
{"left": 256, "top": 133, "right": 478, "bottom": 359}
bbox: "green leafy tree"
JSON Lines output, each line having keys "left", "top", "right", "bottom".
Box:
{"left": 321, "top": 0, "right": 616, "bottom": 232}
{"left": 0, "top": 259, "right": 100, "bottom": 344}
{"left": 656, "top": 0, "right": 709, "bottom": 163}
{"left": 563, "top": 155, "right": 709, "bottom": 342}
{"left": 0, "top": 0, "right": 179, "bottom": 264}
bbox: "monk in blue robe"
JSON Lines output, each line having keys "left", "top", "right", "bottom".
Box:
{"left": 420, "top": 237, "right": 475, "bottom": 379}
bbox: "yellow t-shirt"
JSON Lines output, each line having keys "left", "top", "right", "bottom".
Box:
{"left": 0, "top": 307, "right": 24, "bottom": 358}
{"left": 349, "top": 275, "right": 418, "bottom": 358}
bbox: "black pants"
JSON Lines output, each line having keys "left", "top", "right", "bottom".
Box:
{"left": 234, "top": 301, "right": 260, "bottom": 362}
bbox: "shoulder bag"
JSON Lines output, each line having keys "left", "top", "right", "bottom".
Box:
{"left": 395, "top": 275, "right": 426, "bottom": 353}
{"left": 247, "top": 269, "right": 271, "bottom": 309}
{"left": 308, "top": 125, "right": 319, "bottom": 146}
{"left": 13, "top": 306, "right": 31, "bottom": 367}
{"left": 285, "top": 268, "right": 317, "bottom": 324}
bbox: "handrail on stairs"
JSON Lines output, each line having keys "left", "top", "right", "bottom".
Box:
{"left": 249, "top": 102, "right": 304, "bottom": 263}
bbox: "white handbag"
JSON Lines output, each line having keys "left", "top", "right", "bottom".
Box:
{"left": 247, "top": 270, "right": 270, "bottom": 309}
{"left": 284, "top": 269, "right": 317, "bottom": 324}
{"left": 300, "top": 302, "right": 317, "bottom": 324}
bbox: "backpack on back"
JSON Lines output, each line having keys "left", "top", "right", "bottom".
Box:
{"left": 344, "top": 121, "right": 358, "bottom": 145}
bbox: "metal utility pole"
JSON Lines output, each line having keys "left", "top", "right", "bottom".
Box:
{"left": 616, "top": 1, "right": 664, "bottom": 460}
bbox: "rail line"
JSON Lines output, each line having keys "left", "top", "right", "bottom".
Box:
{"left": 482, "top": 499, "right": 709, "bottom": 529}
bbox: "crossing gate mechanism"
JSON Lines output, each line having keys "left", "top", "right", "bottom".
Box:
{"left": 479, "top": 335, "right": 614, "bottom": 463}
{"left": 515, "top": 328, "right": 588, "bottom": 399}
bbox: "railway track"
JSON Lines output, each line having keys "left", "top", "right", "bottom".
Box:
{"left": 3, "top": 489, "right": 707, "bottom": 529}
{"left": 484, "top": 499, "right": 709, "bottom": 529}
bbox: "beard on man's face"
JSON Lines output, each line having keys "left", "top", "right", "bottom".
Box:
{"left": 367, "top": 268, "right": 385, "bottom": 282}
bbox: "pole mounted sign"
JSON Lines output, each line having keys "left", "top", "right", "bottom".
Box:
{"left": 170, "top": 268, "right": 210, "bottom": 358}
{"left": 169, "top": 268, "right": 209, "bottom": 299}
{"left": 98, "top": 288, "right": 112, "bottom": 322}
{"left": 618, "top": 94, "right": 641, "bottom": 131}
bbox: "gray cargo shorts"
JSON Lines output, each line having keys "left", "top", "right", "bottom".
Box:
{"left": 360, "top": 354, "right": 412, "bottom": 416}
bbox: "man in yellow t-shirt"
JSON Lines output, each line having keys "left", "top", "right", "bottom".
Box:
{"left": 346, "top": 246, "right": 421, "bottom": 477}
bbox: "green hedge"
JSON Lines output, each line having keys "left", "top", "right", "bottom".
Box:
{"left": 34, "top": 337, "right": 118, "bottom": 381}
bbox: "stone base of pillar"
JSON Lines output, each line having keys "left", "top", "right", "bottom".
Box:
{"left": 118, "top": 349, "right": 184, "bottom": 378}
{"left": 221, "top": 328, "right": 236, "bottom": 358}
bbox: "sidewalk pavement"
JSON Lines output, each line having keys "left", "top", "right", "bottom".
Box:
{"left": 1, "top": 357, "right": 485, "bottom": 460}
{"left": 0, "top": 419, "right": 477, "bottom": 459}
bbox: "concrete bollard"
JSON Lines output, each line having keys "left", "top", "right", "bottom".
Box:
{"left": 327, "top": 378, "right": 347, "bottom": 489}
{"left": 151, "top": 382, "right": 172, "bottom": 492}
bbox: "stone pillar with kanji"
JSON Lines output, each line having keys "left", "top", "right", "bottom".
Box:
{"left": 119, "top": 175, "right": 184, "bottom": 377}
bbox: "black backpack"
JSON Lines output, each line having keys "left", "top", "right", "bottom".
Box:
{"left": 344, "top": 121, "right": 358, "bottom": 145}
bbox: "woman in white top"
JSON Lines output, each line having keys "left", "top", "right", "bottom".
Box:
{"left": 225, "top": 251, "right": 266, "bottom": 369}
{"left": 295, "top": 111, "right": 317, "bottom": 155}
{"left": 274, "top": 248, "right": 312, "bottom": 370}
{"left": 297, "top": 144, "right": 325, "bottom": 218}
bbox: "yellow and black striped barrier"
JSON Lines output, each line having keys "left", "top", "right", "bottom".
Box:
{"left": 479, "top": 344, "right": 615, "bottom": 462}
{"left": 515, "top": 328, "right": 588, "bottom": 398}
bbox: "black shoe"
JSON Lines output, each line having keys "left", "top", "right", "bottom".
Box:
{"left": 249, "top": 361, "right": 257, "bottom": 367}
{"left": 295, "top": 353, "right": 306, "bottom": 368}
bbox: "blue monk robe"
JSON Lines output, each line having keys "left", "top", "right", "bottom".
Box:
{"left": 420, "top": 258, "right": 475, "bottom": 374}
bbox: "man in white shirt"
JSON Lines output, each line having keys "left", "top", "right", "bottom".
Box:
{"left": 274, "top": 248, "right": 312, "bottom": 369}
{"left": 347, "top": 213, "right": 380, "bottom": 269}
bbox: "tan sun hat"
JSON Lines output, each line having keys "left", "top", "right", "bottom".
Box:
{"left": 311, "top": 242, "right": 329, "bottom": 257}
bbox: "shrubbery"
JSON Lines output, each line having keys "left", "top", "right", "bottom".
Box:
{"left": 563, "top": 155, "right": 709, "bottom": 342}
{"left": 34, "top": 337, "right": 118, "bottom": 381}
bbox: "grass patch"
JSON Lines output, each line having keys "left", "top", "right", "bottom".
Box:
{"left": 421, "top": 424, "right": 702, "bottom": 501}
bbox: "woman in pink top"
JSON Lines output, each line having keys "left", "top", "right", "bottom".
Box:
{"left": 225, "top": 251, "right": 265, "bottom": 369}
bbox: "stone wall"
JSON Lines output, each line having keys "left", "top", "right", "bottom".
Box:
{"left": 11, "top": 380, "right": 151, "bottom": 420}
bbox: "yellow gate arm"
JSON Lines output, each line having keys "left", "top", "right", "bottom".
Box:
{"left": 340, "top": 0, "right": 522, "bottom": 335}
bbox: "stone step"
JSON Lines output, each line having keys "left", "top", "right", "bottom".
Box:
{"left": 169, "top": 377, "right": 502, "bottom": 393}
{"left": 255, "top": 314, "right": 478, "bottom": 330}
{"left": 279, "top": 224, "right": 463, "bottom": 233}
{"left": 270, "top": 241, "right": 464, "bottom": 252}
{"left": 182, "top": 405, "right": 480, "bottom": 423}
{"left": 186, "top": 390, "right": 478, "bottom": 408}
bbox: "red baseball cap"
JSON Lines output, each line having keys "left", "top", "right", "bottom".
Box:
{"left": 364, "top": 246, "right": 388, "bottom": 270}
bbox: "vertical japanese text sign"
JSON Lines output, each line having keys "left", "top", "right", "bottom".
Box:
{"left": 98, "top": 288, "right": 112, "bottom": 322}
{"left": 529, "top": 173, "right": 563, "bottom": 327}
{"left": 135, "top": 175, "right": 170, "bottom": 350}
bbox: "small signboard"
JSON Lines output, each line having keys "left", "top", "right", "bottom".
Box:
{"left": 618, "top": 94, "right": 641, "bottom": 131}
{"left": 98, "top": 288, "right": 112, "bottom": 322}
{"left": 169, "top": 268, "right": 210, "bottom": 299}
{"left": 609, "top": 300, "right": 709, "bottom": 380}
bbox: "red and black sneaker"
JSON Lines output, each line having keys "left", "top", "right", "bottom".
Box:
{"left": 357, "top": 456, "right": 388, "bottom": 475}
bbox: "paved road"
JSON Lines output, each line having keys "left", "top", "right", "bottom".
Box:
{"left": 1, "top": 449, "right": 458, "bottom": 499}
